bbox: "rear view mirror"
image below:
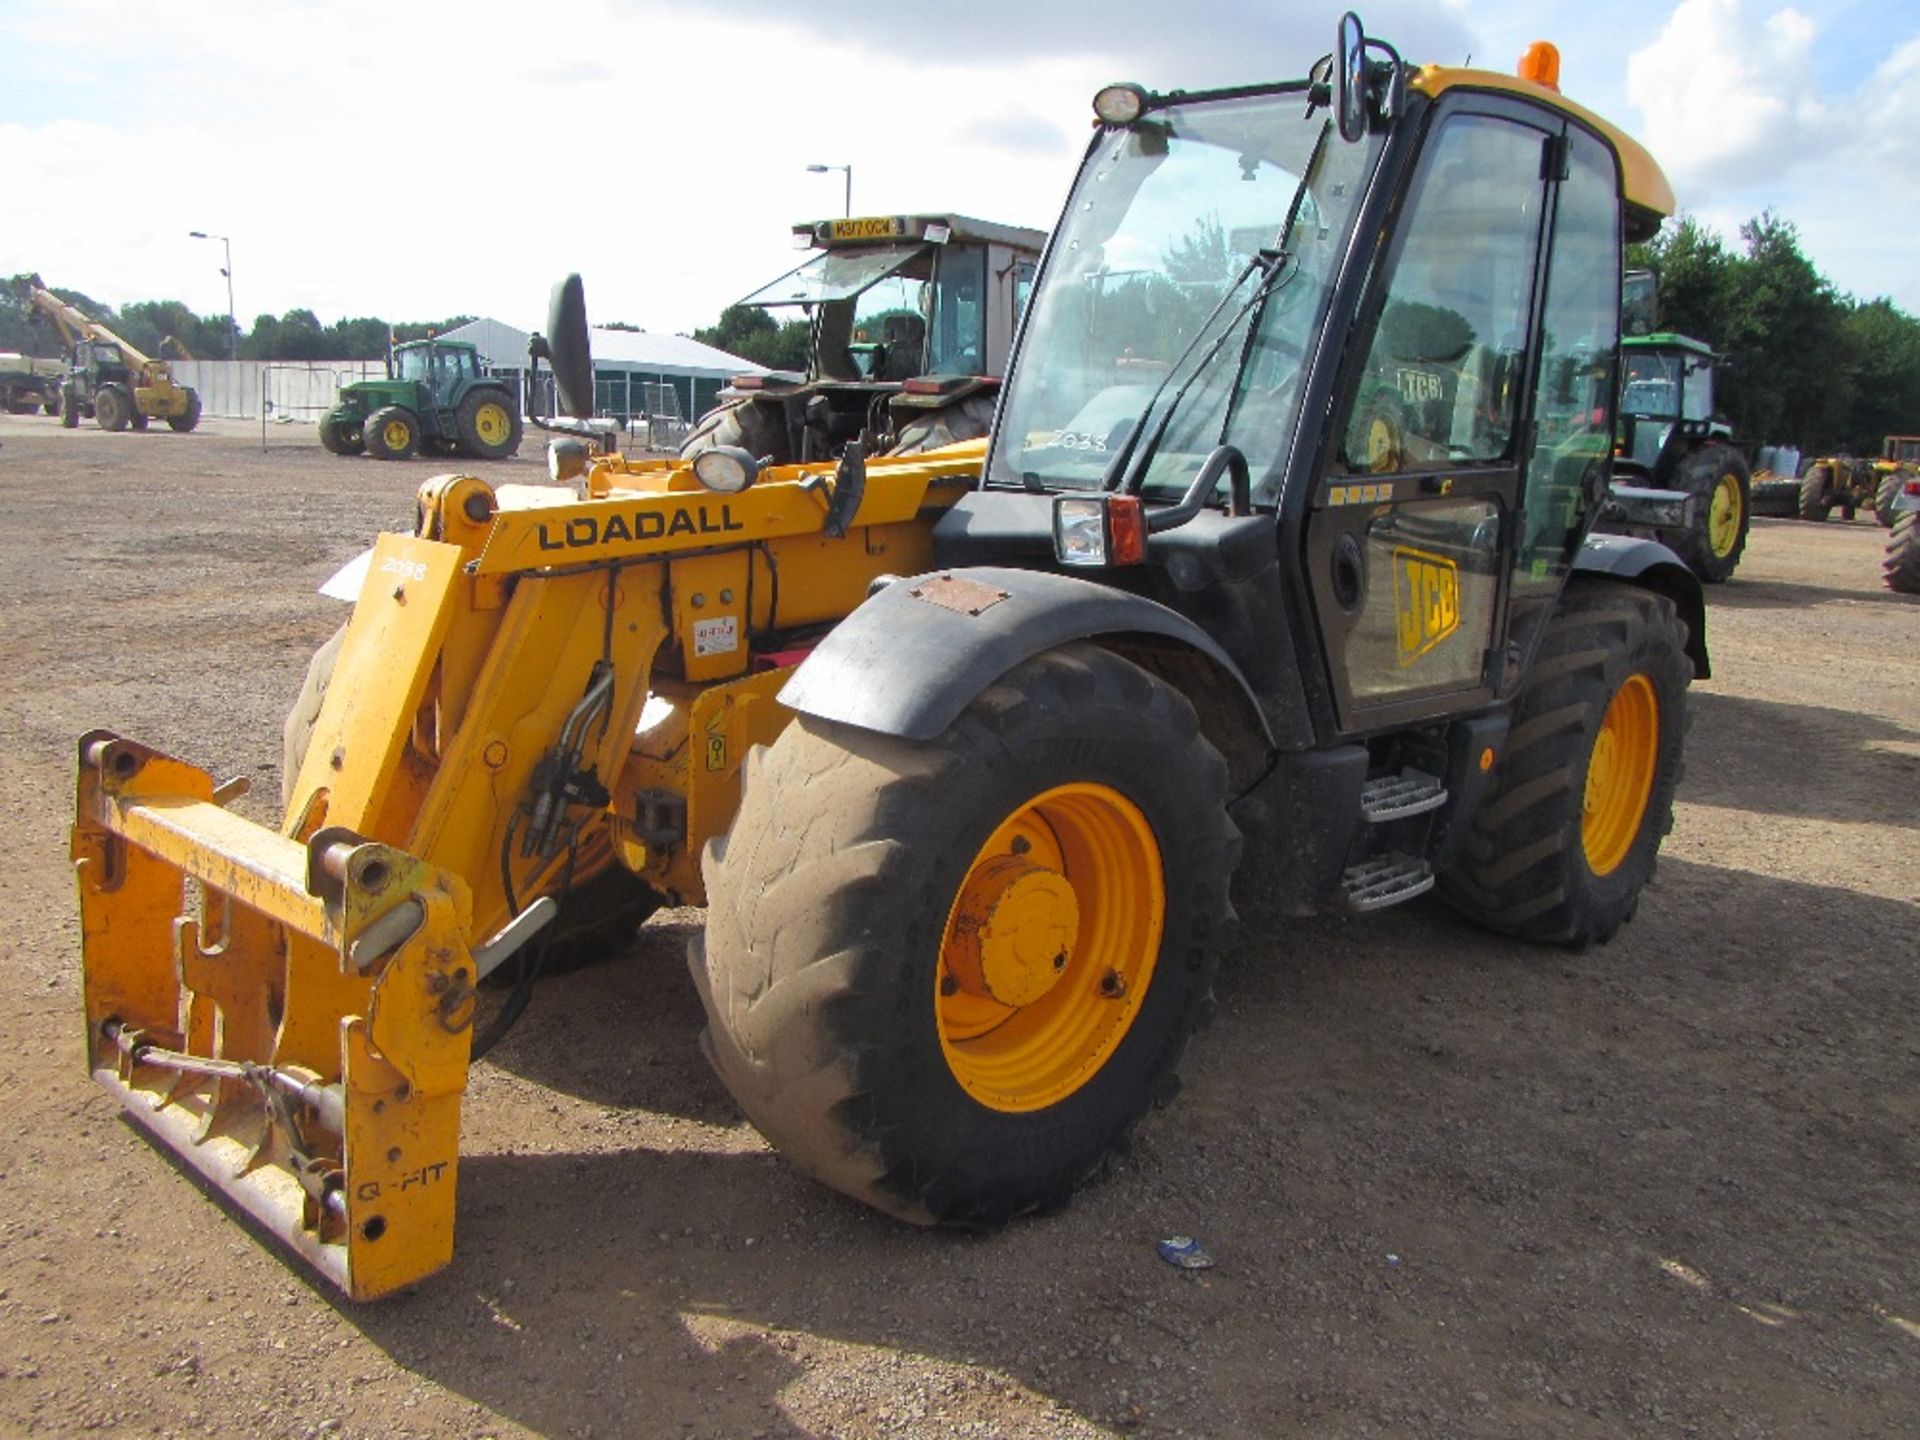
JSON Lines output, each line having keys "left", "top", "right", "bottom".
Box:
{"left": 546, "top": 274, "right": 594, "bottom": 420}
{"left": 1336, "top": 13, "right": 1369, "bottom": 143}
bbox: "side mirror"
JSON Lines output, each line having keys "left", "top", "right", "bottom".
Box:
{"left": 546, "top": 274, "right": 594, "bottom": 420}
{"left": 1336, "top": 12, "right": 1369, "bottom": 143}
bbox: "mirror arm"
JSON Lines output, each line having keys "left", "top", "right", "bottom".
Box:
{"left": 1146, "top": 444, "right": 1251, "bottom": 534}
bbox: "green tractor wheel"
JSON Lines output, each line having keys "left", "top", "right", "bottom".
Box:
{"left": 317, "top": 410, "right": 365, "bottom": 456}
{"left": 363, "top": 406, "right": 419, "bottom": 461}
{"left": 1667, "top": 443, "right": 1749, "bottom": 583}
{"left": 454, "top": 389, "right": 522, "bottom": 460}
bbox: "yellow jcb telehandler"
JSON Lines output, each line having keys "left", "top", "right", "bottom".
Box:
{"left": 74, "top": 14, "right": 1708, "bottom": 1301}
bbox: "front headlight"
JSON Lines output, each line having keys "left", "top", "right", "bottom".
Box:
{"left": 1053, "top": 497, "right": 1109, "bottom": 565}
{"left": 548, "top": 437, "right": 589, "bottom": 484}
{"left": 691, "top": 445, "right": 759, "bottom": 494}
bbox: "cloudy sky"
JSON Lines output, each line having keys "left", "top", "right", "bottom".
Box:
{"left": 3, "top": 0, "right": 1914, "bottom": 339}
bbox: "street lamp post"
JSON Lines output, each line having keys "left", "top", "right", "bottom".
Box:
{"left": 188, "top": 231, "right": 236, "bottom": 360}
{"left": 805, "top": 163, "right": 852, "bottom": 217}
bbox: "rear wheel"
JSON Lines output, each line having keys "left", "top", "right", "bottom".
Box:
{"left": 166, "top": 389, "right": 202, "bottom": 433}
{"left": 455, "top": 389, "right": 522, "bottom": 460}
{"left": 693, "top": 643, "right": 1238, "bottom": 1227}
{"left": 1668, "top": 443, "right": 1749, "bottom": 583}
{"left": 1437, "top": 583, "right": 1690, "bottom": 947}
{"left": 363, "top": 406, "right": 419, "bottom": 460}
{"left": 1886, "top": 513, "right": 1920, "bottom": 595}
{"left": 1799, "top": 462, "right": 1834, "bottom": 521}
{"left": 680, "top": 398, "right": 789, "bottom": 465}
{"left": 886, "top": 392, "right": 998, "bottom": 456}
{"left": 94, "top": 385, "right": 131, "bottom": 432}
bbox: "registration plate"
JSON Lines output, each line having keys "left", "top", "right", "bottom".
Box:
{"left": 830, "top": 216, "right": 905, "bottom": 241}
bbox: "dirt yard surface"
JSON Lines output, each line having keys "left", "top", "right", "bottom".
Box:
{"left": 0, "top": 414, "right": 1915, "bottom": 1439}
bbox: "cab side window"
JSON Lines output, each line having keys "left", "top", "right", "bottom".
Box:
{"left": 1338, "top": 115, "right": 1545, "bottom": 475}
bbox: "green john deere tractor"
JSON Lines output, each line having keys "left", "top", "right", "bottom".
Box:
{"left": 1597, "top": 330, "right": 1750, "bottom": 583}
{"left": 317, "top": 338, "right": 522, "bottom": 461}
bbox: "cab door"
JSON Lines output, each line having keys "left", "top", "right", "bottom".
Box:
{"left": 1304, "top": 102, "right": 1558, "bottom": 731}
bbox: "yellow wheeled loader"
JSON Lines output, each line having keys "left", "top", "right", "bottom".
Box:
{"left": 74, "top": 14, "right": 1709, "bottom": 1301}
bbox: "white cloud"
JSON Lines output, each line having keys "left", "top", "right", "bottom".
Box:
{"left": 1625, "top": 0, "right": 1832, "bottom": 193}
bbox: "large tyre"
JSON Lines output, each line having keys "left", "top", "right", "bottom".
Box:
{"left": 680, "top": 398, "right": 789, "bottom": 465}
{"left": 166, "top": 389, "right": 202, "bottom": 433}
{"left": 1886, "top": 513, "right": 1920, "bottom": 595}
{"left": 317, "top": 410, "right": 364, "bottom": 455}
{"left": 1799, "top": 462, "right": 1834, "bottom": 521}
{"left": 60, "top": 385, "right": 81, "bottom": 428}
{"left": 885, "top": 392, "right": 999, "bottom": 456}
{"left": 1437, "top": 582, "right": 1689, "bottom": 947}
{"left": 1874, "top": 471, "right": 1901, "bottom": 529}
{"left": 94, "top": 385, "right": 131, "bottom": 432}
{"left": 363, "top": 405, "right": 419, "bottom": 461}
{"left": 692, "top": 643, "right": 1238, "bottom": 1227}
{"left": 279, "top": 625, "right": 659, "bottom": 964}
{"left": 1667, "top": 443, "right": 1749, "bottom": 583}
{"left": 454, "top": 388, "right": 522, "bottom": 460}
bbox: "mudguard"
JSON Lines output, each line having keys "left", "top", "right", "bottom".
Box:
{"left": 1572, "top": 532, "right": 1710, "bottom": 677}
{"left": 780, "top": 565, "right": 1274, "bottom": 746}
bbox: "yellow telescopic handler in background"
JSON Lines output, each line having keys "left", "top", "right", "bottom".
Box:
{"left": 74, "top": 14, "right": 1709, "bottom": 1301}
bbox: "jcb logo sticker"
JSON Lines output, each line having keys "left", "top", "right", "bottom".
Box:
{"left": 1394, "top": 546, "right": 1459, "bottom": 667}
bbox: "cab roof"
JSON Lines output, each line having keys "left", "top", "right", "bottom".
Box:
{"left": 1624, "top": 332, "right": 1714, "bottom": 356}
{"left": 1410, "top": 66, "right": 1675, "bottom": 238}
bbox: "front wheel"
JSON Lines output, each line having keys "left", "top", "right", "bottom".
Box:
{"left": 693, "top": 643, "right": 1238, "bottom": 1227}
{"left": 363, "top": 405, "right": 419, "bottom": 460}
{"left": 1669, "top": 443, "right": 1749, "bottom": 582}
{"left": 1437, "top": 583, "right": 1690, "bottom": 947}
{"left": 1886, "top": 513, "right": 1920, "bottom": 595}
{"left": 1799, "top": 463, "right": 1834, "bottom": 521}
{"left": 166, "top": 389, "right": 202, "bottom": 433}
{"left": 94, "top": 385, "right": 131, "bottom": 432}
{"left": 1874, "top": 472, "right": 1901, "bottom": 529}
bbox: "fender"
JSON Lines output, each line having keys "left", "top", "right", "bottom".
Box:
{"left": 780, "top": 565, "right": 1275, "bottom": 747}
{"left": 1572, "top": 533, "right": 1710, "bottom": 677}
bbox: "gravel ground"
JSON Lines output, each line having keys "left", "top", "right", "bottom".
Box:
{"left": 0, "top": 413, "right": 1915, "bottom": 1439}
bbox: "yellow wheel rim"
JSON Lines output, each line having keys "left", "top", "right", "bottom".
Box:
{"left": 381, "top": 419, "right": 411, "bottom": 450}
{"left": 474, "top": 402, "right": 510, "bottom": 446}
{"left": 936, "top": 783, "right": 1164, "bottom": 1113}
{"left": 1582, "top": 674, "right": 1659, "bottom": 877}
{"left": 1708, "top": 472, "right": 1743, "bottom": 557}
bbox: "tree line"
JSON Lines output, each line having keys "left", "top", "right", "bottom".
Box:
{"left": 1629, "top": 213, "right": 1920, "bottom": 456}
{"left": 0, "top": 285, "right": 473, "bottom": 363}
{"left": 8, "top": 213, "right": 1915, "bottom": 456}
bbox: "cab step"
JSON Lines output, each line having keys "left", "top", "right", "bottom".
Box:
{"left": 1339, "top": 852, "right": 1435, "bottom": 913}
{"left": 1359, "top": 768, "right": 1448, "bottom": 823}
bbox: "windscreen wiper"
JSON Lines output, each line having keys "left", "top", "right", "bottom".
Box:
{"left": 1113, "top": 252, "right": 1297, "bottom": 496}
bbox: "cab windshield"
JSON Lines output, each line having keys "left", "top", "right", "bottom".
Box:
{"left": 395, "top": 346, "right": 434, "bottom": 382}
{"left": 986, "top": 87, "right": 1380, "bottom": 503}
{"left": 1620, "top": 350, "right": 1679, "bottom": 419}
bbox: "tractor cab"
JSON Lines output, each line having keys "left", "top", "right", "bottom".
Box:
{"left": 687, "top": 214, "right": 1045, "bottom": 465}
{"left": 1617, "top": 333, "right": 1721, "bottom": 471}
